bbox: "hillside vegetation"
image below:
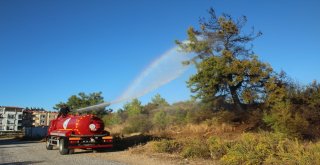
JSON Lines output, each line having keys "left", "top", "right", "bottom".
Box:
{"left": 101, "top": 9, "right": 320, "bottom": 164}
{"left": 55, "top": 8, "right": 320, "bottom": 164}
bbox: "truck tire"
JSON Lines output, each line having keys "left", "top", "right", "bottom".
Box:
{"left": 59, "top": 138, "right": 69, "bottom": 155}
{"left": 93, "top": 148, "right": 104, "bottom": 153}
{"left": 46, "top": 137, "right": 53, "bottom": 150}
{"left": 69, "top": 149, "right": 75, "bottom": 154}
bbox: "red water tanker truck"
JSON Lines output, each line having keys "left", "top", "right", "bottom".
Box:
{"left": 46, "top": 113, "right": 113, "bottom": 155}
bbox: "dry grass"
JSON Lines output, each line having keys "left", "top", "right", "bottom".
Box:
{"left": 128, "top": 142, "right": 219, "bottom": 165}
{"left": 148, "top": 122, "right": 246, "bottom": 140}
{"left": 127, "top": 131, "right": 320, "bottom": 165}
{"left": 105, "top": 118, "right": 275, "bottom": 164}
{"left": 105, "top": 124, "right": 125, "bottom": 136}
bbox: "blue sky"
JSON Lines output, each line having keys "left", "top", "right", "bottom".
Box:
{"left": 1, "top": 0, "right": 319, "bottom": 111}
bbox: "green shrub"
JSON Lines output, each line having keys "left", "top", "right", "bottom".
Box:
{"left": 103, "top": 113, "right": 121, "bottom": 126}
{"left": 221, "top": 132, "right": 286, "bottom": 165}
{"left": 149, "top": 132, "right": 320, "bottom": 164}
{"left": 151, "top": 139, "right": 182, "bottom": 153}
{"left": 122, "top": 114, "right": 152, "bottom": 134}
{"left": 219, "top": 132, "right": 320, "bottom": 165}
{"left": 207, "top": 137, "right": 231, "bottom": 160}
{"left": 263, "top": 104, "right": 309, "bottom": 138}
{"left": 180, "top": 139, "right": 211, "bottom": 158}
{"left": 152, "top": 110, "right": 169, "bottom": 129}
{"left": 264, "top": 139, "right": 320, "bottom": 165}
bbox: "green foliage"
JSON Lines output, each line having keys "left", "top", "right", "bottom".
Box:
{"left": 220, "top": 133, "right": 285, "bottom": 165}
{"left": 219, "top": 132, "right": 320, "bottom": 165}
{"left": 153, "top": 100, "right": 196, "bottom": 126}
{"left": 176, "top": 8, "right": 271, "bottom": 110}
{"left": 263, "top": 104, "right": 309, "bottom": 138}
{"left": 207, "top": 137, "right": 231, "bottom": 160}
{"left": 181, "top": 139, "right": 211, "bottom": 158}
{"left": 151, "top": 139, "right": 182, "bottom": 153}
{"left": 166, "top": 109, "right": 187, "bottom": 125}
{"left": 263, "top": 74, "right": 309, "bottom": 138}
{"left": 152, "top": 110, "right": 169, "bottom": 129}
{"left": 264, "top": 140, "right": 320, "bottom": 165}
{"left": 53, "top": 92, "right": 106, "bottom": 117}
{"left": 165, "top": 100, "right": 215, "bottom": 124}
{"left": 150, "top": 132, "right": 320, "bottom": 164}
{"left": 123, "top": 114, "right": 151, "bottom": 134}
{"left": 151, "top": 94, "right": 169, "bottom": 107}
{"left": 288, "top": 81, "right": 320, "bottom": 138}
{"left": 144, "top": 94, "right": 169, "bottom": 114}
{"left": 123, "top": 98, "right": 143, "bottom": 117}
{"left": 103, "top": 112, "right": 121, "bottom": 126}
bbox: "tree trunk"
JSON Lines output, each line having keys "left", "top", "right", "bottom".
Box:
{"left": 229, "top": 86, "right": 245, "bottom": 112}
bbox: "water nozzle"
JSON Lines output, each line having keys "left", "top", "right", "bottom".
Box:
{"left": 76, "top": 102, "right": 111, "bottom": 113}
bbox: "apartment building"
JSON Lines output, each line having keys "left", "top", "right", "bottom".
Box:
{"left": 0, "top": 106, "right": 59, "bottom": 131}
{"left": 22, "top": 110, "right": 33, "bottom": 127}
{"left": 0, "top": 106, "right": 24, "bottom": 131}
{"left": 46, "top": 111, "right": 58, "bottom": 125}
{"left": 32, "top": 111, "right": 47, "bottom": 126}
{"left": 23, "top": 110, "right": 58, "bottom": 127}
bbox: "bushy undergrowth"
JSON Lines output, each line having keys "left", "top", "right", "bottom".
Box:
{"left": 122, "top": 114, "right": 151, "bottom": 134}
{"left": 151, "top": 139, "right": 182, "bottom": 153}
{"left": 220, "top": 132, "right": 286, "bottom": 165}
{"left": 207, "top": 137, "right": 231, "bottom": 160}
{"left": 150, "top": 132, "right": 320, "bottom": 164}
{"left": 180, "top": 139, "right": 211, "bottom": 158}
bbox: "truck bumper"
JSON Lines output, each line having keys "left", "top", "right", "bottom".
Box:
{"left": 68, "top": 144, "right": 113, "bottom": 149}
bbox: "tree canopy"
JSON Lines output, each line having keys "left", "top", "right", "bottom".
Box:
{"left": 53, "top": 92, "right": 106, "bottom": 117}
{"left": 176, "top": 8, "right": 273, "bottom": 111}
{"left": 123, "top": 98, "right": 143, "bottom": 117}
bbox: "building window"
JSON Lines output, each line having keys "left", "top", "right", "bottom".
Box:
{"left": 41, "top": 115, "right": 46, "bottom": 119}
{"left": 18, "top": 114, "right": 22, "bottom": 119}
{"left": 8, "top": 114, "right": 15, "bottom": 119}
{"left": 7, "top": 120, "right": 14, "bottom": 124}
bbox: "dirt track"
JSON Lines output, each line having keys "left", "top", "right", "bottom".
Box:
{"left": 0, "top": 138, "right": 125, "bottom": 165}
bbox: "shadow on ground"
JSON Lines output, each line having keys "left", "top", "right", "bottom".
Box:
{"left": 0, "top": 138, "right": 41, "bottom": 146}
{"left": 0, "top": 161, "right": 44, "bottom": 165}
{"left": 110, "top": 134, "right": 163, "bottom": 151}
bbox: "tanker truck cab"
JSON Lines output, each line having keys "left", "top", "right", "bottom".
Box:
{"left": 46, "top": 114, "right": 113, "bottom": 155}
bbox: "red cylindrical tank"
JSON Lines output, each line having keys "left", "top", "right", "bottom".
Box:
{"left": 49, "top": 114, "right": 105, "bottom": 136}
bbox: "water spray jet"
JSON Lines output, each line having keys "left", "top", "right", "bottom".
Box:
{"left": 76, "top": 44, "right": 194, "bottom": 112}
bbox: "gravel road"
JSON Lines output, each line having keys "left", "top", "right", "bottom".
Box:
{"left": 0, "top": 138, "right": 126, "bottom": 165}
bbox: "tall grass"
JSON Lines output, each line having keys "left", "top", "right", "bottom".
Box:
{"left": 149, "top": 132, "right": 320, "bottom": 164}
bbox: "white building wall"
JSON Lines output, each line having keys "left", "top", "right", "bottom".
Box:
{"left": 0, "top": 107, "right": 5, "bottom": 131}
{"left": 0, "top": 107, "right": 23, "bottom": 131}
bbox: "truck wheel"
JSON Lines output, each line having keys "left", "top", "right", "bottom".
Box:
{"left": 59, "top": 138, "right": 69, "bottom": 155}
{"left": 93, "top": 148, "right": 104, "bottom": 153}
{"left": 46, "top": 137, "right": 53, "bottom": 150}
{"left": 69, "top": 149, "right": 75, "bottom": 154}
